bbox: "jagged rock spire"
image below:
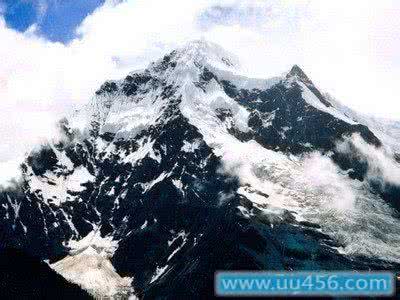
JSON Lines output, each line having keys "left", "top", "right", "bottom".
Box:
{"left": 286, "top": 64, "right": 313, "bottom": 85}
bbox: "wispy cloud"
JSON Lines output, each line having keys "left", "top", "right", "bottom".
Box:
{"left": 35, "top": 0, "right": 49, "bottom": 22}
{"left": 0, "top": 0, "right": 400, "bottom": 186}
{"left": 197, "top": 2, "right": 274, "bottom": 30}
{"left": 337, "top": 134, "right": 400, "bottom": 187}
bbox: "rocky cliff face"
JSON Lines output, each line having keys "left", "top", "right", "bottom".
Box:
{"left": 1, "top": 40, "right": 400, "bottom": 299}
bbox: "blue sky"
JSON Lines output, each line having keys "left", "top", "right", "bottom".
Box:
{"left": 1, "top": 0, "right": 105, "bottom": 42}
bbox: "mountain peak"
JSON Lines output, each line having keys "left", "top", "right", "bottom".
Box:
{"left": 286, "top": 64, "right": 333, "bottom": 108}
{"left": 179, "top": 40, "right": 239, "bottom": 67}
{"left": 286, "top": 64, "right": 313, "bottom": 85}
{"left": 153, "top": 39, "right": 240, "bottom": 72}
{"left": 4, "top": 38, "right": 400, "bottom": 300}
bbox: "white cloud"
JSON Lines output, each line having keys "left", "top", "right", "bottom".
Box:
{"left": 337, "top": 134, "right": 400, "bottom": 187}
{"left": 302, "top": 152, "right": 357, "bottom": 211}
{"left": 0, "top": 0, "right": 400, "bottom": 186}
{"left": 215, "top": 134, "right": 400, "bottom": 262}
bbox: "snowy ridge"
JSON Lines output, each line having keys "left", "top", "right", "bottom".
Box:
{"left": 151, "top": 39, "right": 240, "bottom": 73}
{"left": 150, "top": 40, "right": 400, "bottom": 263}
{"left": 2, "top": 40, "right": 400, "bottom": 298}
{"left": 325, "top": 93, "right": 400, "bottom": 152}
{"left": 66, "top": 40, "right": 400, "bottom": 264}
{"left": 297, "top": 81, "right": 357, "bottom": 125}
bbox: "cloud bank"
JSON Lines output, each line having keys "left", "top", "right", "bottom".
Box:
{"left": 1, "top": 0, "right": 400, "bottom": 185}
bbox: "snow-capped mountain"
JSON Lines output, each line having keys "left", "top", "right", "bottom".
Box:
{"left": 1, "top": 40, "right": 400, "bottom": 299}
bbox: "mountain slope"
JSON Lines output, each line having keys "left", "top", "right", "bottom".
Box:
{"left": 1, "top": 40, "right": 400, "bottom": 298}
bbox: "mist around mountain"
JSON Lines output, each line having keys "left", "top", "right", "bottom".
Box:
{"left": 1, "top": 40, "right": 400, "bottom": 299}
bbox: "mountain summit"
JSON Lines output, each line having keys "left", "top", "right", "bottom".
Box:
{"left": 1, "top": 40, "right": 400, "bottom": 298}
{"left": 287, "top": 64, "right": 311, "bottom": 82}
{"left": 153, "top": 39, "right": 240, "bottom": 70}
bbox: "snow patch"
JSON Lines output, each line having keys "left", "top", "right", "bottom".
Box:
{"left": 181, "top": 139, "right": 201, "bottom": 153}
{"left": 123, "top": 137, "right": 161, "bottom": 165}
{"left": 172, "top": 178, "right": 184, "bottom": 195}
{"left": 140, "top": 220, "right": 148, "bottom": 230}
{"left": 150, "top": 265, "right": 169, "bottom": 284}
{"left": 28, "top": 165, "right": 94, "bottom": 206}
{"left": 138, "top": 171, "right": 171, "bottom": 193}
